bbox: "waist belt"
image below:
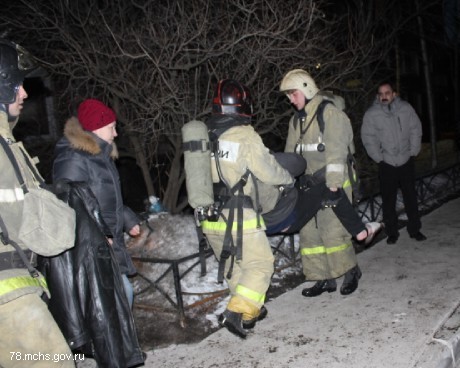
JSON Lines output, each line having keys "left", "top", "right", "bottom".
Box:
{"left": 218, "top": 195, "right": 253, "bottom": 209}
{"left": 0, "top": 250, "right": 36, "bottom": 271}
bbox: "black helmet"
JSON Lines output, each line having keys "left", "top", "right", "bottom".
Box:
{"left": 212, "top": 79, "right": 253, "bottom": 117}
{"left": 0, "top": 39, "right": 36, "bottom": 104}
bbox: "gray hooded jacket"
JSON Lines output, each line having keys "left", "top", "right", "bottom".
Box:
{"left": 361, "top": 96, "right": 422, "bottom": 167}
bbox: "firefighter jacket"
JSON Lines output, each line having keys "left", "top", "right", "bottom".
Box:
{"left": 284, "top": 94, "right": 354, "bottom": 189}
{"left": 37, "top": 182, "right": 143, "bottom": 368}
{"left": 361, "top": 96, "right": 422, "bottom": 167}
{"left": 53, "top": 117, "right": 140, "bottom": 275}
{"left": 0, "top": 110, "right": 51, "bottom": 304}
{"left": 203, "top": 115, "right": 294, "bottom": 308}
{"left": 209, "top": 117, "right": 294, "bottom": 217}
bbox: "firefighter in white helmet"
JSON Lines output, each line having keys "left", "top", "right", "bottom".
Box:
{"left": 280, "top": 69, "right": 362, "bottom": 297}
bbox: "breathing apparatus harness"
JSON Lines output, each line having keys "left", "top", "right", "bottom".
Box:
{"left": 293, "top": 99, "right": 362, "bottom": 204}
{"left": 207, "top": 119, "right": 262, "bottom": 283}
{"left": 183, "top": 114, "right": 266, "bottom": 283}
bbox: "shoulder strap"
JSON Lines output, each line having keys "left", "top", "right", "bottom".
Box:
{"left": 182, "top": 140, "right": 212, "bottom": 153}
{"left": 20, "top": 149, "right": 44, "bottom": 186}
{"left": 316, "top": 100, "right": 333, "bottom": 135}
{"left": 294, "top": 100, "right": 332, "bottom": 133}
{"left": 293, "top": 108, "right": 320, "bottom": 155}
{"left": 0, "top": 136, "right": 28, "bottom": 193}
{"left": 0, "top": 136, "right": 45, "bottom": 193}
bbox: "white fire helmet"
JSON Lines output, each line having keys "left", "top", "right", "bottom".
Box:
{"left": 280, "top": 69, "right": 319, "bottom": 100}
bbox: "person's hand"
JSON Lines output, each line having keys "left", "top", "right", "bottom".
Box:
{"left": 106, "top": 237, "right": 113, "bottom": 246}
{"left": 129, "top": 224, "right": 141, "bottom": 237}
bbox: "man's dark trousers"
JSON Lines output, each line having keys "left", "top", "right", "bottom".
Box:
{"left": 378, "top": 158, "right": 421, "bottom": 238}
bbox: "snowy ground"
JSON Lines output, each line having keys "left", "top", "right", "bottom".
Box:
{"left": 76, "top": 166, "right": 460, "bottom": 367}
{"left": 77, "top": 195, "right": 460, "bottom": 368}
{"left": 128, "top": 212, "right": 304, "bottom": 335}
{"left": 128, "top": 171, "right": 458, "bottom": 335}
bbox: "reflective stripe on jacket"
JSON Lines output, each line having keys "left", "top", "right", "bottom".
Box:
{"left": 0, "top": 274, "right": 47, "bottom": 296}
{"left": 0, "top": 269, "right": 47, "bottom": 304}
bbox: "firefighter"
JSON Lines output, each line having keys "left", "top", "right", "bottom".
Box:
{"left": 201, "top": 79, "right": 294, "bottom": 338}
{"left": 280, "top": 69, "right": 362, "bottom": 297}
{"left": 0, "top": 39, "right": 75, "bottom": 367}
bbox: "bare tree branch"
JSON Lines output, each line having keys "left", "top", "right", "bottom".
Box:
{"left": 1, "top": 0, "right": 417, "bottom": 212}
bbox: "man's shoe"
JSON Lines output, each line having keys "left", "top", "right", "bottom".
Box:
{"left": 410, "top": 232, "right": 427, "bottom": 241}
{"left": 340, "top": 266, "right": 362, "bottom": 295}
{"left": 386, "top": 235, "right": 399, "bottom": 244}
{"left": 302, "top": 280, "right": 337, "bottom": 297}
{"left": 218, "top": 310, "right": 247, "bottom": 338}
{"left": 243, "top": 305, "right": 268, "bottom": 329}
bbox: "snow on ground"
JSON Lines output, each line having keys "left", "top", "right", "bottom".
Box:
{"left": 127, "top": 211, "right": 301, "bottom": 329}
{"left": 128, "top": 168, "right": 459, "bottom": 331}
{"left": 77, "top": 168, "right": 460, "bottom": 367}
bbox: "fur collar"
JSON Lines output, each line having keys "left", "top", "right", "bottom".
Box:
{"left": 64, "top": 117, "right": 118, "bottom": 159}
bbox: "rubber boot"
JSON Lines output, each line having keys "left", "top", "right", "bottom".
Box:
{"left": 227, "top": 294, "right": 261, "bottom": 320}
{"left": 242, "top": 305, "right": 268, "bottom": 330}
{"left": 218, "top": 309, "right": 247, "bottom": 338}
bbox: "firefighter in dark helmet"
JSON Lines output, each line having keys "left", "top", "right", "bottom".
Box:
{"left": 201, "top": 79, "right": 294, "bottom": 338}
{"left": 0, "top": 39, "right": 75, "bottom": 367}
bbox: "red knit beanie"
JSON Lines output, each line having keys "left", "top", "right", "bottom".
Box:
{"left": 77, "top": 99, "right": 117, "bottom": 131}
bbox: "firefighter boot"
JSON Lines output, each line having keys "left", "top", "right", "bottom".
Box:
{"left": 242, "top": 305, "right": 268, "bottom": 330}
{"left": 218, "top": 309, "right": 247, "bottom": 338}
{"left": 302, "top": 279, "right": 337, "bottom": 297}
{"left": 222, "top": 295, "right": 263, "bottom": 336}
{"left": 340, "top": 265, "right": 362, "bottom": 295}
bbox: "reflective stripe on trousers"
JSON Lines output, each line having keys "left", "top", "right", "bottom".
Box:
{"left": 300, "top": 242, "right": 352, "bottom": 256}
{"left": 235, "top": 284, "right": 265, "bottom": 305}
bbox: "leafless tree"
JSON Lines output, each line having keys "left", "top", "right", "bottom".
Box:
{"left": 1, "top": 0, "right": 404, "bottom": 212}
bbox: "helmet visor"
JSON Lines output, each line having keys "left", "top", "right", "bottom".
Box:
{"left": 16, "top": 44, "right": 36, "bottom": 72}
{"left": 0, "top": 40, "right": 37, "bottom": 103}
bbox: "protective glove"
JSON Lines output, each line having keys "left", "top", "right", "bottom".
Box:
{"left": 321, "top": 188, "right": 343, "bottom": 208}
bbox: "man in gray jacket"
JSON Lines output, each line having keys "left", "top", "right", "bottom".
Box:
{"left": 361, "top": 82, "right": 426, "bottom": 244}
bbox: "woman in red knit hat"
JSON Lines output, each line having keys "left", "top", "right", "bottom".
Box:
{"left": 53, "top": 99, "right": 141, "bottom": 305}
{"left": 47, "top": 98, "right": 145, "bottom": 366}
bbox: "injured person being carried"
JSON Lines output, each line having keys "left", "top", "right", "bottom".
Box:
{"left": 255, "top": 151, "right": 381, "bottom": 243}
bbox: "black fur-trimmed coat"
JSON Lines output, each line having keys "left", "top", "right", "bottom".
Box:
{"left": 38, "top": 182, "right": 143, "bottom": 368}
{"left": 53, "top": 117, "right": 139, "bottom": 275}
